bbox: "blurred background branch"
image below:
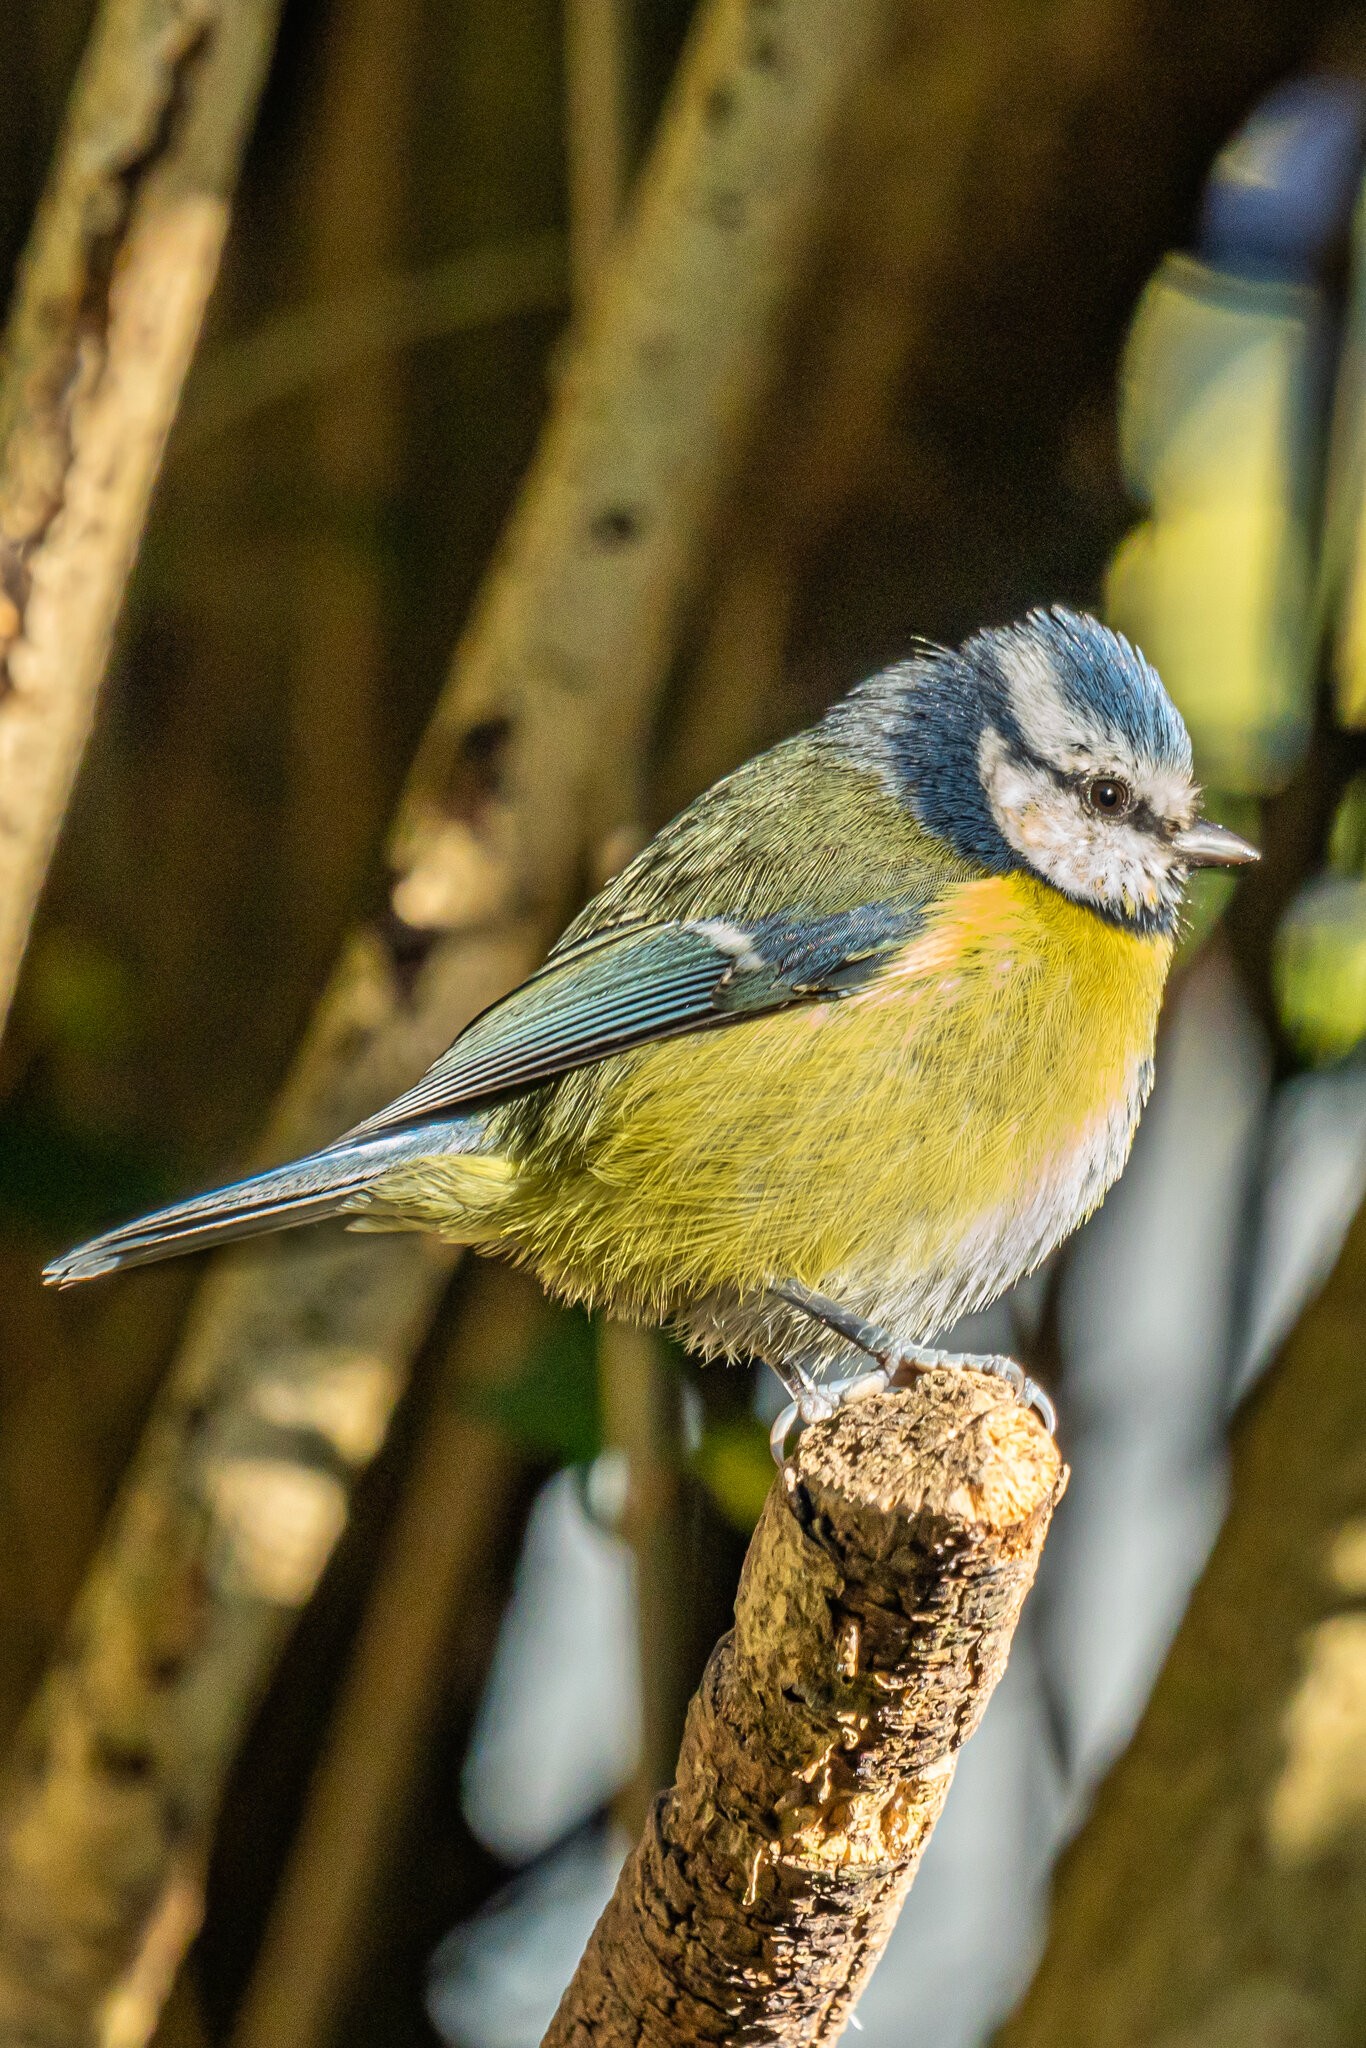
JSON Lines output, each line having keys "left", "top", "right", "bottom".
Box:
{"left": 0, "top": 0, "right": 283, "bottom": 1036}
{"left": 996, "top": 1164, "right": 1366, "bottom": 2048}
{"left": 563, "top": 0, "right": 696, "bottom": 1848}
{"left": 563, "top": 0, "right": 634, "bottom": 314}
{"left": 174, "top": 237, "right": 568, "bottom": 457}
{"left": 228, "top": 1265, "right": 545, "bottom": 2048}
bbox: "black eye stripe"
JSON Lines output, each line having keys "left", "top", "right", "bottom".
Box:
{"left": 998, "top": 742, "right": 1169, "bottom": 832}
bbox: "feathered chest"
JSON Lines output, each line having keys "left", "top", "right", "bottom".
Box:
{"left": 507, "top": 871, "right": 1173, "bottom": 1316}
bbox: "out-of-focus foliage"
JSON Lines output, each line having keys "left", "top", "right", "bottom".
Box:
{"left": 691, "top": 1416, "right": 774, "bottom": 1533}
{"left": 1276, "top": 774, "right": 1366, "bottom": 1063}
{"left": 1103, "top": 76, "right": 1366, "bottom": 1083}
{"left": 464, "top": 1307, "right": 601, "bottom": 1469}
{"left": 1108, "top": 79, "right": 1365, "bottom": 799}
{"left": 1178, "top": 793, "right": 1264, "bottom": 957}
{"left": 1108, "top": 253, "right": 1321, "bottom": 790}
{"left": 1328, "top": 192, "right": 1366, "bottom": 728}
{"left": 1276, "top": 873, "right": 1366, "bottom": 1062}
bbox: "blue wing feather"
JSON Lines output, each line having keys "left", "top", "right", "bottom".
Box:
{"left": 344, "top": 899, "right": 926, "bottom": 1141}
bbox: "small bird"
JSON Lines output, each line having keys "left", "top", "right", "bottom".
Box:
{"left": 45, "top": 609, "right": 1257, "bottom": 1434}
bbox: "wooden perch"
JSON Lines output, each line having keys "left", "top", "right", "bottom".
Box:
{"left": 0, "top": 0, "right": 283, "bottom": 1033}
{"left": 996, "top": 1185, "right": 1366, "bottom": 2048}
{"left": 0, "top": 4, "right": 902, "bottom": 2042}
{"left": 545, "top": 1370, "right": 1065, "bottom": 2048}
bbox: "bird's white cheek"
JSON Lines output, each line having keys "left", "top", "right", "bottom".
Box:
{"left": 1008, "top": 798, "right": 1092, "bottom": 891}
{"left": 1104, "top": 826, "right": 1178, "bottom": 914}
{"left": 980, "top": 740, "right": 1081, "bottom": 881}
{"left": 1010, "top": 804, "right": 1174, "bottom": 915}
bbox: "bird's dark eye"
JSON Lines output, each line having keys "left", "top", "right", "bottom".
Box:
{"left": 1082, "top": 776, "right": 1132, "bottom": 818}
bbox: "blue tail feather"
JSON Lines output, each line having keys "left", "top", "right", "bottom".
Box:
{"left": 43, "top": 1117, "right": 484, "bottom": 1287}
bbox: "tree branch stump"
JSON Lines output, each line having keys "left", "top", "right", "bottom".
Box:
{"left": 545, "top": 1369, "right": 1065, "bottom": 2047}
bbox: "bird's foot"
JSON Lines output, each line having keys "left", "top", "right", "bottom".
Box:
{"left": 880, "top": 1343, "right": 1057, "bottom": 1438}
{"left": 760, "top": 1345, "right": 845, "bottom": 1454}
{"left": 767, "top": 1282, "right": 1056, "bottom": 1464}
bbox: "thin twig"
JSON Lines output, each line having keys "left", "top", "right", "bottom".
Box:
{"left": 564, "top": 0, "right": 635, "bottom": 309}
{"left": 284, "top": 0, "right": 413, "bottom": 1012}
{"left": 564, "top": 0, "right": 692, "bottom": 1843}
{"left": 0, "top": 0, "right": 283, "bottom": 1034}
{"left": 174, "top": 236, "right": 567, "bottom": 452}
{"left": 598, "top": 1322, "right": 689, "bottom": 1832}
{"left": 545, "top": 1370, "right": 1065, "bottom": 2046}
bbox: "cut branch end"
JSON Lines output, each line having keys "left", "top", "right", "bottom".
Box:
{"left": 544, "top": 1367, "right": 1065, "bottom": 2048}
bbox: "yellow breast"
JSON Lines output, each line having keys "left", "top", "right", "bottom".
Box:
{"left": 502, "top": 873, "right": 1174, "bottom": 1323}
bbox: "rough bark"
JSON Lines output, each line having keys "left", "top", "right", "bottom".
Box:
{"left": 0, "top": 0, "right": 283, "bottom": 1032}
{"left": 995, "top": 1190, "right": 1366, "bottom": 2048}
{"left": 0, "top": 3, "right": 902, "bottom": 2040}
{"left": 545, "top": 1370, "right": 1065, "bottom": 2048}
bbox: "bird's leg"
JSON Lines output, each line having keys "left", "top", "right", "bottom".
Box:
{"left": 760, "top": 1335, "right": 843, "bottom": 1428}
{"left": 768, "top": 1281, "right": 1056, "bottom": 1462}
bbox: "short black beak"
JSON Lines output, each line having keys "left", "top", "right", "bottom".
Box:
{"left": 1172, "top": 818, "right": 1261, "bottom": 868}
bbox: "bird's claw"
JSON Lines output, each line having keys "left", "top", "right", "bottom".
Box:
{"left": 875, "top": 1346, "right": 1058, "bottom": 1441}
{"left": 767, "top": 1282, "right": 1057, "bottom": 1463}
{"left": 768, "top": 1354, "right": 1057, "bottom": 1464}
{"left": 769, "top": 1368, "right": 886, "bottom": 1464}
{"left": 970, "top": 1352, "right": 1058, "bottom": 1432}
{"left": 1021, "top": 1374, "right": 1057, "bottom": 1438}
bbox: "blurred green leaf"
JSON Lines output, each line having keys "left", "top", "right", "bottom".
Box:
{"left": 1178, "top": 790, "right": 1261, "bottom": 959}
{"left": 26, "top": 928, "right": 138, "bottom": 1059}
{"left": 692, "top": 1416, "right": 776, "bottom": 1533}
{"left": 1275, "top": 874, "right": 1366, "bottom": 1066}
{"left": 1328, "top": 772, "right": 1366, "bottom": 879}
{"left": 464, "top": 1304, "right": 601, "bottom": 1466}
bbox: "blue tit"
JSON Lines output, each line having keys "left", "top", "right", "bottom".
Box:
{"left": 45, "top": 609, "right": 1258, "bottom": 1431}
